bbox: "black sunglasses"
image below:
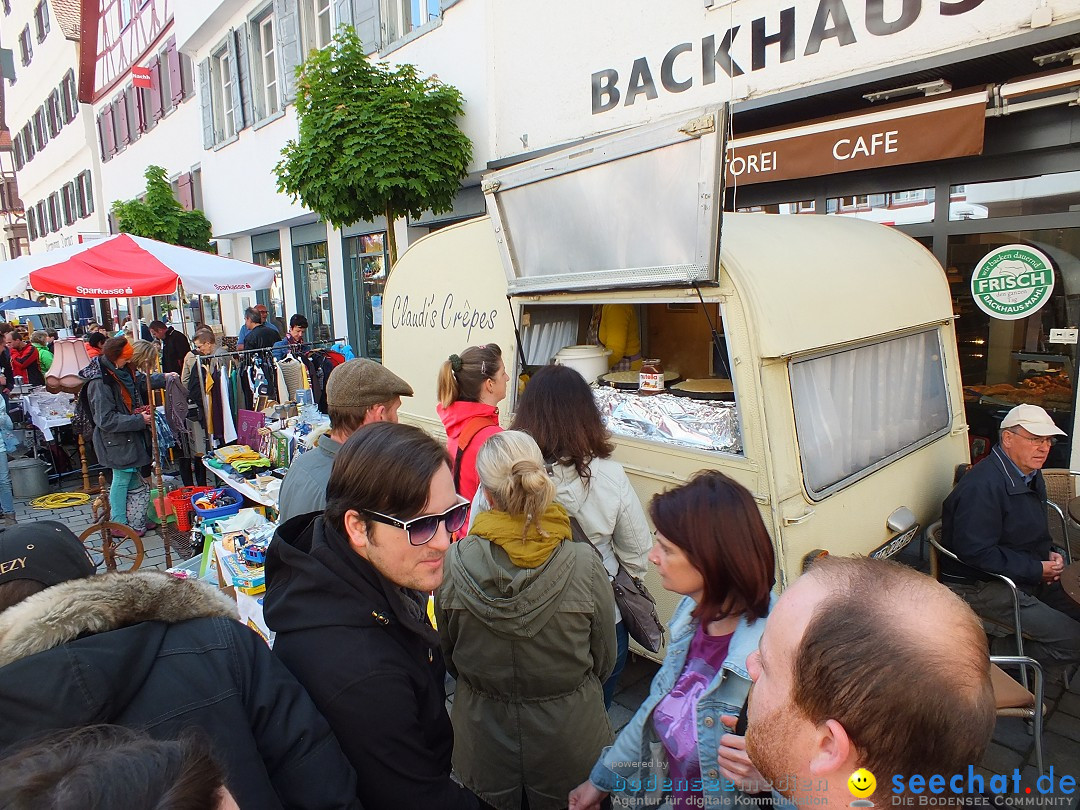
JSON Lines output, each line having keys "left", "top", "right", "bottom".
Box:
{"left": 361, "top": 498, "right": 470, "bottom": 546}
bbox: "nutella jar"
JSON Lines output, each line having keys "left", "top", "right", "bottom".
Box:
{"left": 638, "top": 358, "right": 665, "bottom": 394}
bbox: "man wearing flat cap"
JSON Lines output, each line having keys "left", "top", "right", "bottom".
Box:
{"left": 942, "top": 403, "right": 1080, "bottom": 671}
{"left": 277, "top": 358, "right": 414, "bottom": 522}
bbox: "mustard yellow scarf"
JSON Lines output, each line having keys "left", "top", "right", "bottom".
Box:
{"left": 471, "top": 502, "right": 572, "bottom": 568}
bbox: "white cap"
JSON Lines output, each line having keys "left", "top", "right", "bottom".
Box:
{"left": 1000, "top": 403, "right": 1067, "bottom": 437}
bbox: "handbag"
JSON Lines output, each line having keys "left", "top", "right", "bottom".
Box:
{"left": 569, "top": 515, "right": 666, "bottom": 653}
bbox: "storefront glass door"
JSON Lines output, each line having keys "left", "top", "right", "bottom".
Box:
{"left": 253, "top": 247, "right": 287, "bottom": 335}
{"left": 293, "top": 242, "right": 332, "bottom": 343}
{"left": 343, "top": 233, "right": 387, "bottom": 360}
{"left": 948, "top": 228, "right": 1078, "bottom": 465}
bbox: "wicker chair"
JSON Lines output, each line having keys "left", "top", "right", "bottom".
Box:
{"left": 1040, "top": 468, "right": 1079, "bottom": 563}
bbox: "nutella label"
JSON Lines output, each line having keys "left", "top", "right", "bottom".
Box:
{"left": 639, "top": 372, "right": 665, "bottom": 392}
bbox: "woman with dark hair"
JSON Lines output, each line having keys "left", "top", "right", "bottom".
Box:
{"left": 570, "top": 471, "right": 776, "bottom": 810}
{"left": 0, "top": 725, "right": 235, "bottom": 809}
{"left": 84, "top": 330, "right": 107, "bottom": 358}
{"left": 78, "top": 337, "right": 169, "bottom": 536}
{"left": 437, "top": 430, "right": 615, "bottom": 810}
{"left": 436, "top": 343, "right": 510, "bottom": 499}
{"left": 508, "top": 363, "right": 651, "bottom": 707}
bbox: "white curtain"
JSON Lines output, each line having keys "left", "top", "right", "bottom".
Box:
{"left": 791, "top": 330, "right": 950, "bottom": 494}
{"left": 521, "top": 306, "right": 579, "bottom": 365}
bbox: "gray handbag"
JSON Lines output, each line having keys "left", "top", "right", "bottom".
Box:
{"left": 568, "top": 515, "right": 666, "bottom": 653}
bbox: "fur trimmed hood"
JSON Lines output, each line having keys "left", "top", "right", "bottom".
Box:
{"left": 0, "top": 570, "right": 237, "bottom": 668}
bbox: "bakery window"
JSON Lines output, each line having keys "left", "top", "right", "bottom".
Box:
{"left": 948, "top": 228, "right": 1076, "bottom": 466}
{"left": 791, "top": 329, "right": 950, "bottom": 499}
{"left": 518, "top": 301, "right": 742, "bottom": 456}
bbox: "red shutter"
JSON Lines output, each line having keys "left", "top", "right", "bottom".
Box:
{"left": 103, "top": 107, "right": 116, "bottom": 156}
{"left": 168, "top": 39, "right": 183, "bottom": 105}
{"left": 177, "top": 173, "right": 194, "bottom": 211}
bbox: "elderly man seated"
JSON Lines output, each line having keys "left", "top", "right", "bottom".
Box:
{"left": 941, "top": 403, "right": 1080, "bottom": 671}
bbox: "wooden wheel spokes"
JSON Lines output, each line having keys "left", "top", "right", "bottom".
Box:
{"left": 79, "top": 523, "right": 145, "bottom": 573}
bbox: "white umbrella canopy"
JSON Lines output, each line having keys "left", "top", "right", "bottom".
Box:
{"left": 0, "top": 233, "right": 274, "bottom": 298}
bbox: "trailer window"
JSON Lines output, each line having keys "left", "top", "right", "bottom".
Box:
{"left": 791, "top": 329, "right": 950, "bottom": 498}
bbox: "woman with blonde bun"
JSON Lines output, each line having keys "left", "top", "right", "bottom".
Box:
{"left": 435, "top": 430, "right": 616, "bottom": 810}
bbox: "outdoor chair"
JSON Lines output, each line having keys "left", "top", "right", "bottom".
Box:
{"left": 990, "top": 656, "right": 1045, "bottom": 776}
{"left": 1040, "top": 468, "right": 1079, "bottom": 562}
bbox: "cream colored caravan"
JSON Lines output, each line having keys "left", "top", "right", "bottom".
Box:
{"left": 383, "top": 109, "right": 969, "bottom": 659}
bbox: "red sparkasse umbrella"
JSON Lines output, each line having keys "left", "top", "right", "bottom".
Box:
{"left": 7, "top": 233, "right": 275, "bottom": 297}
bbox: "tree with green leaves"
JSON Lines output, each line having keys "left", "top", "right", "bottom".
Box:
{"left": 275, "top": 27, "right": 472, "bottom": 265}
{"left": 111, "top": 165, "right": 213, "bottom": 252}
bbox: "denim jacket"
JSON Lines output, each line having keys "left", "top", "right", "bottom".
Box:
{"left": 589, "top": 594, "right": 774, "bottom": 806}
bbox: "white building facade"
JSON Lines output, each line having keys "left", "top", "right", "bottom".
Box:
{"left": 4, "top": 0, "right": 107, "bottom": 258}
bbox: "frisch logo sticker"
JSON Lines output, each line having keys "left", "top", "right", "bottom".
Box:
{"left": 970, "top": 245, "right": 1054, "bottom": 321}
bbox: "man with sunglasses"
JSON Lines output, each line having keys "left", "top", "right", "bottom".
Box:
{"left": 265, "top": 422, "right": 479, "bottom": 810}
{"left": 942, "top": 403, "right": 1080, "bottom": 672}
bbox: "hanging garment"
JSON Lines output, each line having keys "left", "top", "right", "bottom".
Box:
{"left": 163, "top": 375, "right": 193, "bottom": 442}
{"left": 277, "top": 356, "right": 304, "bottom": 402}
{"left": 153, "top": 409, "right": 176, "bottom": 467}
{"left": 219, "top": 366, "right": 237, "bottom": 444}
{"left": 274, "top": 359, "right": 289, "bottom": 405}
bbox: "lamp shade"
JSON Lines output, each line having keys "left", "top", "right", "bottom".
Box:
{"left": 46, "top": 338, "right": 91, "bottom": 394}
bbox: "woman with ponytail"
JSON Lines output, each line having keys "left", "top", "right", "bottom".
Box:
{"left": 435, "top": 343, "right": 509, "bottom": 499}
{"left": 435, "top": 430, "right": 616, "bottom": 810}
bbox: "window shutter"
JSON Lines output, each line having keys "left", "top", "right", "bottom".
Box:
{"left": 12, "top": 134, "right": 22, "bottom": 171}
{"left": 27, "top": 208, "right": 36, "bottom": 241}
{"left": 334, "top": 0, "right": 353, "bottom": 27}
{"left": 168, "top": 39, "right": 183, "bottom": 105}
{"left": 233, "top": 24, "right": 253, "bottom": 130}
{"left": 226, "top": 29, "right": 245, "bottom": 132}
{"left": 353, "top": 0, "right": 379, "bottom": 53}
{"left": 177, "top": 173, "right": 194, "bottom": 211}
{"left": 148, "top": 55, "right": 163, "bottom": 121}
{"left": 41, "top": 2, "right": 49, "bottom": 34}
{"left": 82, "top": 171, "right": 94, "bottom": 214}
{"left": 273, "top": 0, "right": 300, "bottom": 105}
{"left": 115, "top": 97, "right": 129, "bottom": 145}
{"left": 198, "top": 58, "right": 214, "bottom": 148}
{"left": 103, "top": 106, "right": 116, "bottom": 156}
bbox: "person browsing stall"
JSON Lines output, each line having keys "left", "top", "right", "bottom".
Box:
{"left": 149, "top": 320, "right": 191, "bottom": 376}
{"left": 265, "top": 422, "right": 481, "bottom": 810}
{"left": 277, "top": 358, "right": 414, "bottom": 523}
{"left": 941, "top": 403, "right": 1080, "bottom": 672}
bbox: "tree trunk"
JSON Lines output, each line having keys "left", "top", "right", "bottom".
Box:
{"left": 385, "top": 202, "right": 398, "bottom": 267}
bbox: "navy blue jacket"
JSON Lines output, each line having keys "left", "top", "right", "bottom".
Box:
{"left": 941, "top": 445, "right": 1050, "bottom": 587}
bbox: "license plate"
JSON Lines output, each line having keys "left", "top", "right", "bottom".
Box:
{"left": 870, "top": 525, "right": 919, "bottom": 560}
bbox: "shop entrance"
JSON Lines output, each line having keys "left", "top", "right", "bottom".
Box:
{"left": 343, "top": 232, "right": 388, "bottom": 360}
{"left": 947, "top": 228, "right": 1079, "bottom": 466}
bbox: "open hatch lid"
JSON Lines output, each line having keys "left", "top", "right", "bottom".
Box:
{"left": 483, "top": 107, "right": 727, "bottom": 295}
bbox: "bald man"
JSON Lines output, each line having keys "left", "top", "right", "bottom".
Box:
{"left": 744, "top": 557, "right": 995, "bottom": 807}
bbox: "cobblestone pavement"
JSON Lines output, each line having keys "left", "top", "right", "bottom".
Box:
{"left": 12, "top": 483, "right": 1080, "bottom": 800}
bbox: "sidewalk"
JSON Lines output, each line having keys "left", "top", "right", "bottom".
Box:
{"left": 12, "top": 482, "right": 1080, "bottom": 798}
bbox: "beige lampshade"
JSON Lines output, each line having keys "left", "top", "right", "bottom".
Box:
{"left": 46, "top": 338, "right": 91, "bottom": 394}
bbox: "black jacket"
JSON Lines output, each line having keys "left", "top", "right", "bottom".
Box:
{"left": 78, "top": 357, "right": 161, "bottom": 469}
{"left": 160, "top": 326, "right": 191, "bottom": 375}
{"left": 245, "top": 324, "right": 280, "bottom": 352}
{"left": 941, "top": 445, "right": 1051, "bottom": 587}
{"left": 265, "top": 514, "right": 479, "bottom": 810}
{"left": 0, "top": 571, "right": 360, "bottom": 810}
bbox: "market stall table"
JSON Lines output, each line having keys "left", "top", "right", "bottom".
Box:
{"left": 202, "top": 457, "right": 277, "bottom": 508}
{"left": 22, "top": 391, "right": 91, "bottom": 490}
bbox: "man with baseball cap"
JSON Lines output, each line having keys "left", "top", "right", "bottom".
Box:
{"left": 277, "top": 358, "right": 414, "bottom": 522}
{"left": 942, "top": 403, "right": 1080, "bottom": 671}
{"left": 0, "top": 521, "right": 360, "bottom": 809}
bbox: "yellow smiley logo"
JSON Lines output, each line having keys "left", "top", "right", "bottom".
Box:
{"left": 848, "top": 768, "right": 876, "bottom": 799}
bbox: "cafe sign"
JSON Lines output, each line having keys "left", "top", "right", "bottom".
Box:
{"left": 725, "top": 89, "right": 986, "bottom": 185}
{"left": 970, "top": 245, "right": 1055, "bottom": 321}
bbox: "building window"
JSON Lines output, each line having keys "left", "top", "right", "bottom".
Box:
{"left": 27, "top": 207, "right": 37, "bottom": 241}
{"left": 46, "top": 90, "right": 60, "bottom": 137}
{"left": 381, "top": 0, "right": 439, "bottom": 45}
{"left": 60, "top": 70, "right": 77, "bottom": 123}
{"left": 60, "top": 183, "right": 74, "bottom": 226}
{"left": 118, "top": 0, "right": 132, "bottom": 30}
{"left": 300, "top": 0, "right": 333, "bottom": 55}
{"left": 47, "top": 193, "right": 59, "bottom": 232}
{"left": 18, "top": 26, "right": 32, "bottom": 66}
{"left": 33, "top": 108, "right": 48, "bottom": 150}
{"left": 12, "top": 134, "right": 23, "bottom": 171}
{"left": 76, "top": 170, "right": 94, "bottom": 217}
{"left": 210, "top": 44, "right": 237, "bottom": 142}
{"left": 33, "top": 1, "right": 49, "bottom": 43}
{"left": 253, "top": 10, "right": 279, "bottom": 119}
{"left": 2, "top": 0, "right": 11, "bottom": 16}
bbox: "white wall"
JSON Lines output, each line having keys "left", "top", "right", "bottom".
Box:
{"left": 490, "top": 0, "right": 1080, "bottom": 158}
{"left": 5, "top": 3, "right": 108, "bottom": 251}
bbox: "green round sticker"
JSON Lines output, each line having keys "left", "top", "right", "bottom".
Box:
{"left": 970, "top": 244, "right": 1054, "bottom": 321}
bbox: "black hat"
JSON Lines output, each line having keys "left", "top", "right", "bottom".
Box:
{"left": 0, "top": 521, "right": 95, "bottom": 588}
